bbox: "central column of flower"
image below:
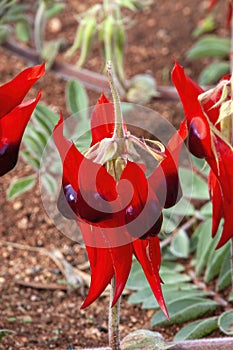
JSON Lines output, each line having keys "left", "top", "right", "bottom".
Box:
{"left": 106, "top": 61, "right": 125, "bottom": 350}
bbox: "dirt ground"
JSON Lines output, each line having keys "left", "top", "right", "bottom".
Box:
{"left": 0, "top": 0, "right": 229, "bottom": 349}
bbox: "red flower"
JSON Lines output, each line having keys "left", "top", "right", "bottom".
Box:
{"left": 53, "top": 92, "right": 187, "bottom": 317}
{"left": 0, "top": 63, "right": 45, "bottom": 176}
{"left": 172, "top": 61, "right": 233, "bottom": 247}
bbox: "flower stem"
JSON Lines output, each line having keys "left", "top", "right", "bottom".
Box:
{"left": 106, "top": 61, "right": 125, "bottom": 139}
{"left": 108, "top": 277, "right": 121, "bottom": 350}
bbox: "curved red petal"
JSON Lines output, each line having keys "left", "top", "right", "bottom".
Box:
{"left": 208, "top": 170, "right": 223, "bottom": 238}
{"left": 53, "top": 113, "right": 84, "bottom": 191}
{"left": 149, "top": 119, "right": 188, "bottom": 208}
{"left": 80, "top": 223, "right": 114, "bottom": 308}
{"left": 119, "top": 161, "right": 162, "bottom": 239}
{"left": 0, "top": 91, "right": 41, "bottom": 176}
{"left": 133, "top": 236, "right": 168, "bottom": 318}
{"left": 53, "top": 115, "right": 119, "bottom": 224}
{"left": 171, "top": 61, "right": 214, "bottom": 158}
{"left": 91, "top": 92, "right": 115, "bottom": 145}
{"left": 110, "top": 243, "right": 133, "bottom": 306}
{"left": 210, "top": 135, "right": 233, "bottom": 248}
{"left": 0, "top": 62, "right": 45, "bottom": 119}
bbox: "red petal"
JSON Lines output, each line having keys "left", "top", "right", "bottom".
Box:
{"left": 53, "top": 113, "right": 84, "bottom": 191}
{"left": 149, "top": 119, "right": 188, "bottom": 208}
{"left": 90, "top": 93, "right": 115, "bottom": 145}
{"left": 80, "top": 223, "right": 114, "bottom": 308}
{"left": 171, "top": 61, "right": 214, "bottom": 158}
{"left": 0, "top": 62, "right": 45, "bottom": 119}
{"left": 208, "top": 170, "right": 223, "bottom": 238}
{"left": 210, "top": 135, "right": 233, "bottom": 247}
{"left": 120, "top": 161, "right": 162, "bottom": 239}
{"left": 110, "top": 243, "right": 133, "bottom": 306}
{"left": 53, "top": 115, "right": 119, "bottom": 224}
{"left": 0, "top": 91, "right": 41, "bottom": 176}
{"left": 133, "top": 237, "right": 168, "bottom": 318}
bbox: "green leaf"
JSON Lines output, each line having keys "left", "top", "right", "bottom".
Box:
{"left": 217, "top": 248, "right": 232, "bottom": 291}
{"left": 128, "top": 286, "right": 154, "bottom": 304}
{"left": 142, "top": 288, "right": 206, "bottom": 310}
{"left": 195, "top": 218, "right": 214, "bottom": 276}
{"left": 174, "top": 317, "right": 218, "bottom": 341}
{"left": 23, "top": 134, "right": 44, "bottom": 157}
{"left": 199, "top": 202, "right": 212, "bottom": 217}
{"left": 162, "top": 214, "right": 179, "bottom": 233}
{"left": 7, "top": 175, "right": 36, "bottom": 200}
{"left": 126, "top": 262, "right": 148, "bottom": 290}
{"left": 35, "top": 104, "right": 58, "bottom": 128}
{"left": 45, "top": 3, "right": 65, "bottom": 19}
{"left": 42, "top": 40, "right": 62, "bottom": 69}
{"left": 161, "top": 261, "right": 185, "bottom": 272}
{"left": 187, "top": 35, "right": 230, "bottom": 59}
{"left": 160, "top": 271, "right": 191, "bottom": 284}
{"left": 179, "top": 167, "right": 209, "bottom": 200}
{"left": 40, "top": 173, "right": 57, "bottom": 196}
{"left": 66, "top": 80, "right": 89, "bottom": 116}
{"left": 170, "top": 229, "right": 190, "bottom": 258}
{"left": 218, "top": 311, "right": 233, "bottom": 335}
{"left": 151, "top": 298, "right": 218, "bottom": 326}
{"left": 15, "top": 19, "right": 30, "bottom": 42}
{"left": 191, "top": 155, "right": 210, "bottom": 176}
{"left": 21, "top": 150, "right": 40, "bottom": 170}
{"left": 204, "top": 241, "right": 230, "bottom": 282}
{"left": 199, "top": 61, "right": 230, "bottom": 85}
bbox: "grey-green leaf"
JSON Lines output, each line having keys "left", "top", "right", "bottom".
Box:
{"left": 187, "top": 35, "right": 230, "bottom": 59}
{"left": 174, "top": 317, "right": 218, "bottom": 341}
{"left": 7, "top": 175, "right": 36, "bottom": 200}
{"left": 40, "top": 173, "right": 57, "bottom": 196}
{"left": 151, "top": 298, "right": 218, "bottom": 326}
{"left": 16, "top": 19, "right": 30, "bottom": 42}
{"left": 204, "top": 241, "right": 230, "bottom": 282}
{"left": 170, "top": 229, "right": 190, "bottom": 258}
{"left": 217, "top": 248, "right": 232, "bottom": 291}
{"left": 195, "top": 218, "right": 214, "bottom": 276}
{"left": 199, "top": 61, "right": 230, "bottom": 85}
{"left": 66, "top": 80, "right": 89, "bottom": 116}
{"left": 45, "top": 3, "right": 65, "bottom": 19}
{"left": 179, "top": 167, "right": 209, "bottom": 200}
{"left": 218, "top": 311, "right": 233, "bottom": 335}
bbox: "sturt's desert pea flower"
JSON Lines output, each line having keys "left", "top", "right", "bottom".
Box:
{"left": 172, "top": 60, "right": 233, "bottom": 248}
{"left": 0, "top": 62, "right": 45, "bottom": 176}
{"left": 53, "top": 64, "right": 187, "bottom": 317}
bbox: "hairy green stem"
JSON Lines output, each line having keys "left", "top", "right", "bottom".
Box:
{"left": 108, "top": 277, "right": 121, "bottom": 350}
{"left": 106, "top": 61, "right": 125, "bottom": 139}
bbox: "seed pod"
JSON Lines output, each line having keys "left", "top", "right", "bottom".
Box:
{"left": 77, "top": 16, "right": 96, "bottom": 67}
{"left": 65, "top": 19, "right": 86, "bottom": 58}
{"left": 114, "top": 23, "right": 126, "bottom": 80}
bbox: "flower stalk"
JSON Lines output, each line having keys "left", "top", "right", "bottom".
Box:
{"left": 108, "top": 277, "right": 121, "bottom": 350}
{"left": 106, "top": 61, "right": 125, "bottom": 140}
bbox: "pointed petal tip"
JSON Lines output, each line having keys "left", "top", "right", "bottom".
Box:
{"left": 98, "top": 92, "right": 111, "bottom": 104}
